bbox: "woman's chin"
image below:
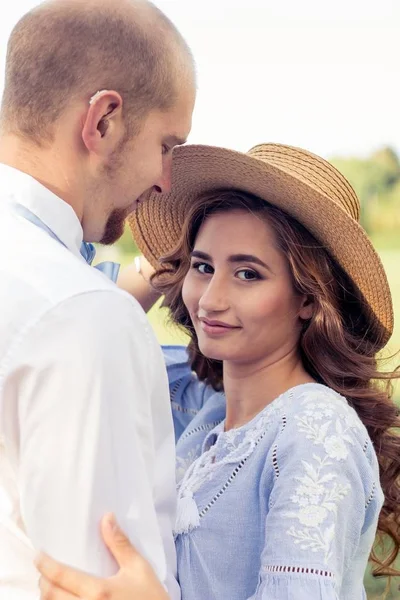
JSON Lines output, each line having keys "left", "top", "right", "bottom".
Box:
{"left": 198, "top": 339, "right": 233, "bottom": 362}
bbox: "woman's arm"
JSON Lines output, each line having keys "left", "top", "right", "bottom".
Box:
{"left": 36, "top": 514, "right": 170, "bottom": 600}
{"left": 117, "top": 256, "right": 161, "bottom": 312}
{"left": 248, "top": 391, "right": 381, "bottom": 599}
{"left": 118, "top": 259, "right": 216, "bottom": 440}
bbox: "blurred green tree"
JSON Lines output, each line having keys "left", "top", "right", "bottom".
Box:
{"left": 330, "top": 147, "right": 400, "bottom": 237}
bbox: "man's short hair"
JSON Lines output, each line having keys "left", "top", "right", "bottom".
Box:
{"left": 1, "top": 0, "right": 192, "bottom": 144}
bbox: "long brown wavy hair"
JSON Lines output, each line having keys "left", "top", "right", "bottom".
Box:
{"left": 152, "top": 189, "right": 400, "bottom": 576}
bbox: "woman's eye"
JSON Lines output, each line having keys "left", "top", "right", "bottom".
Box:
{"left": 236, "top": 269, "right": 260, "bottom": 281}
{"left": 162, "top": 145, "right": 170, "bottom": 155}
{"left": 192, "top": 262, "right": 213, "bottom": 275}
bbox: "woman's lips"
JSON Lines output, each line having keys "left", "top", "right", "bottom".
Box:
{"left": 199, "top": 318, "right": 240, "bottom": 336}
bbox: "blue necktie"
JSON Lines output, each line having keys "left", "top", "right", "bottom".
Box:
{"left": 13, "top": 204, "right": 120, "bottom": 283}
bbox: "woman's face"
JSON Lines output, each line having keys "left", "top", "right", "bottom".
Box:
{"left": 182, "top": 209, "right": 312, "bottom": 366}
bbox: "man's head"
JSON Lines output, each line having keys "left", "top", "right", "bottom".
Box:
{"left": 0, "top": 0, "right": 196, "bottom": 243}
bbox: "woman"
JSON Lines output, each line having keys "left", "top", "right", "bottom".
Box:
{"left": 37, "top": 143, "right": 400, "bottom": 599}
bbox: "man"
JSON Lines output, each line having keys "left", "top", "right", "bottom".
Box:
{"left": 0, "top": 0, "right": 195, "bottom": 598}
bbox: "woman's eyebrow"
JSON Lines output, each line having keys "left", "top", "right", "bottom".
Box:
{"left": 228, "top": 253, "right": 272, "bottom": 272}
{"left": 190, "top": 250, "right": 212, "bottom": 261}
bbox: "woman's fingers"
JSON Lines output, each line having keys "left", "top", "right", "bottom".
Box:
{"left": 100, "top": 514, "right": 170, "bottom": 599}
{"left": 100, "top": 513, "right": 142, "bottom": 569}
{"left": 39, "top": 575, "right": 77, "bottom": 599}
{"left": 35, "top": 515, "right": 169, "bottom": 600}
{"left": 35, "top": 552, "right": 107, "bottom": 599}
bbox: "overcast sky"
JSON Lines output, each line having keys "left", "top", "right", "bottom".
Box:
{"left": 1, "top": 0, "right": 398, "bottom": 158}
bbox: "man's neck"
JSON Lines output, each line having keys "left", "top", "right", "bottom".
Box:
{"left": 0, "top": 133, "right": 83, "bottom": 220}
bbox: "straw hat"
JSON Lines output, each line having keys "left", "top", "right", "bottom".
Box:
{"left": 128, "top": 143, "right": 394, "bottom": 348}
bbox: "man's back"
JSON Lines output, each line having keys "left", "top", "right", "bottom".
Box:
{"left": 0, "top": 165, "right": 178, "bottom": 599}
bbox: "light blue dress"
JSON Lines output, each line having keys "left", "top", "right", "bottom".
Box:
{"left": 164, "top": 346, "right": 384, "bottom": 600}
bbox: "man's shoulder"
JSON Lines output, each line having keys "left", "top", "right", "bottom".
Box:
{"left": 0, "top": 212, "right": 124, "bottom": 304}
{"left": 0, "top": 237, "right": 146, "bottom": 343}
{"left": 0, "top": 205, "right": 150, "bottom": 344}
{"left": 1, "top": 276, "right": 153, "bottom": 374}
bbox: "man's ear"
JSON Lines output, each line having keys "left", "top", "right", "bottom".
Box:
{"left": 82, "top": 90, "right": 123, "bottom": 154}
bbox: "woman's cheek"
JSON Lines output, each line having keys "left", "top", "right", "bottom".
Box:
{"left": 181, "top": 275, "right": 195, "bottom": 313}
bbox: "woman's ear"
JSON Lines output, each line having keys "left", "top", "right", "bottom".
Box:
{"left": 299, "top": 295, "right": 314, "bottom": 320}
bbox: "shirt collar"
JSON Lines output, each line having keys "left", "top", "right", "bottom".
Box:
{"left": 0, "top": 163, "right": 84, "bottom": 259}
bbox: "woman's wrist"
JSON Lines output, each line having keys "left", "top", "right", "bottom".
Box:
{"left": 134, "top": 255, "right": 154, "bottom": 284}
{"left": 118, "top": 256, "right": 160, "bottom": 313}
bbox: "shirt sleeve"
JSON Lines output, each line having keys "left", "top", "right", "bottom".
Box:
{"left": 6, "top": 290, "right": 173, "bottom": 584}
{"left": 250, "top": 389, "right": 383, "bottom": 599}
{"left": 163, "top": 345, "right": 216, "bottom": 441}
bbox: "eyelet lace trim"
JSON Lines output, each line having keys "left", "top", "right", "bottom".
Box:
{"left": 199, "top": 456, "right": 249, "bottom": 519}
{"left": 179, "top": 421, "right": 223, "bottom": 442}
{"left": 170, "top": 379, "right": 182, "bottom": 402}
{"left": 365, "top": 482, "right": 376, "bottom": 509}
{"left": 174, "top": 393, "right": 290, "bottom": 535}
{"left": 271, "top": 415, "right": 287, "bottom": 479}
{"left": 263, "top": 565, "right": 335, "bottom": 579}
{"left": 171, "top": 401, "right": 199, "bottom": 416}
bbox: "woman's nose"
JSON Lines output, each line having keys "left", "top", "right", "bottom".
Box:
{"left": 198, "top": 276, "right": 229, "bottom": 313}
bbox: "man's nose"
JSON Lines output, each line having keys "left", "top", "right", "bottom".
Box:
{"left": 154, "top": 156, "right": 172, "bottom": 194}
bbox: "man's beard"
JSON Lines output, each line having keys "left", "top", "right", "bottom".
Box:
{"left": 100, "top": 206, "right": 131, "bottom": 245}
{"left": 99, "top": 139, "right": 133, "bottom": 245}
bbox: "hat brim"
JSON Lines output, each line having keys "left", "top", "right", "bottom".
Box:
{"left": 129, "top": 144, "right": 394, "bottom": 348}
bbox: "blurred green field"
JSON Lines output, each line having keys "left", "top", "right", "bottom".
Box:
{"left": 365, "top": 250, "right": 400, "bottom": 600}
{"left": 382, "top": 250, "right": 400, "bottom": 399}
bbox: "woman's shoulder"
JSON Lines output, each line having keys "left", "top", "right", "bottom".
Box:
{"left": 218, "top": 382, "right": 368, "bottom": 453}
{"left": 273, "top": 382, "right": 377, "bottom": 469}
{"left": 286, "top": 382, "right": 364, "bottom": 427}
{"left": 257, "top": 384, "right": 383, "bottom": 517}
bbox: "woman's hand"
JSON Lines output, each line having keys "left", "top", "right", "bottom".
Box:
{"left": 117, "top": 256, "right": 160, "bottom": 312}
{"left": 35, "top": 513, "right": 170, "bottom": 600}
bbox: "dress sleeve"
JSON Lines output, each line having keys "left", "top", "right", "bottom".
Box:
{"left": 162, "top": 345, "right": 216, "bottom": 441}
{"left": 250, "top": 387, "right": 383, "bottom": 599}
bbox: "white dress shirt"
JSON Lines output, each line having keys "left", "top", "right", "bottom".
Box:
{"left": 0, "top": 164, "right": 179, "bottom": 600}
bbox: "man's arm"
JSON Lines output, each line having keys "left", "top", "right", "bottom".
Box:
{"left": 36, "top": 514, "right": 170, "bottom": 600}
{"left": 7, "top": 290, "right": 170, "bottom": 583}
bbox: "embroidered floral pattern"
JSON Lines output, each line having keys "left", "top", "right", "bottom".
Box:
{"left": 283, "top": 389, "right": 361, "bottom": 563}
{"left": 176, "top": 444, "right": 202, "bottom": 483}
{"left": 177, "top": 395, "right": 286, "bottom": 499}
{"left": 174, "top": 395, "right": 288, "bottom": 535}
{"left": 175, "top": 384, "right": 372, "bottom": 556}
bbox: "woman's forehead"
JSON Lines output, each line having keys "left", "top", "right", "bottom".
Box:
{"left": 194, "top": 209, "right": 277, "bottom": 248}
